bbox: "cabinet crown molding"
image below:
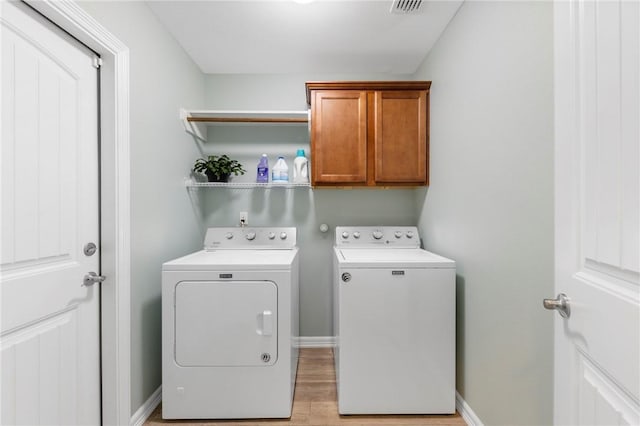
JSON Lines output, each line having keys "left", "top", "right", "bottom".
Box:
{"left": 305, "top": 81, "right": 431, "bottom": 105}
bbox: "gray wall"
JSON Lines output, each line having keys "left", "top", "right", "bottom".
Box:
{"left": 78, "top": 1, "right": 206, "bottom": 416}
{"left": 201, "top": 73, "right": 417, "bottom": 336}
{"left": 411, "top": 2, "right": 554, "bottom": 425}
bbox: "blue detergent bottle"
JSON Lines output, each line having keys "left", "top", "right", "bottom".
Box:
{"left": 257, "top": 154, "right": 269, "bottom": 183}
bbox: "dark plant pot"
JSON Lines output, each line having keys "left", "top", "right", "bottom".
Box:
{"left": 205, "top": 171, "right": 230, "bottom": 183}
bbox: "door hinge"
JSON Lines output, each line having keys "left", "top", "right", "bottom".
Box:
{"left": 93, "top": 56, "right": 103, "bottom": 69}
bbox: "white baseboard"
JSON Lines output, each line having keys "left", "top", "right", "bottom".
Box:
{"left": 456, "top": 391, "right": 483, "bottom": 426}
{"left": 296, "top": 336, "right": 336, "bottom": 348}
{"left": 130, "top": 385, "right": 162, "bottom": 426}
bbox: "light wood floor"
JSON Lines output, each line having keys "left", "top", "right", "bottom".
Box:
{"left": 145, "top": 348, "right": 467, "bottom": 426}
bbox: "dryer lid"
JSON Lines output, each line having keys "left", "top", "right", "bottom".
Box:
{"left": 163, "top": 248, "right": 298, "bottom": 270}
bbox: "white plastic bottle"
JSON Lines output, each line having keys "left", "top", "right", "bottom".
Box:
{"left": 293, "top": 149, "right": 309, "bottom": 184}
{"left": 272, "top": 156, "right": 289, "bottom": 182}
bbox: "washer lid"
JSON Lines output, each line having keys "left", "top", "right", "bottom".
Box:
{"left": 163, "top": 248, "right": 298, "bottom": 271}
{"left": 335, "top": 248, "right": 455, "bottom": 268}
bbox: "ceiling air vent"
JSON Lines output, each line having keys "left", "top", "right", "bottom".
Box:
{"left": 390, "top": 0, "right": 425, "bottom": 14}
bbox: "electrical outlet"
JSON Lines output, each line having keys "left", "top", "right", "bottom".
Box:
{"left": 239, "top": 211, "right": 248, "bottom": 226}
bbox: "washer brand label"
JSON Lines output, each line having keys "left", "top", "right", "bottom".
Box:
{"left": 219, "top": 273, "right": 233, "bottom": 279}
{"left": 392, "top": 271, "right": 405, "bottom": 276}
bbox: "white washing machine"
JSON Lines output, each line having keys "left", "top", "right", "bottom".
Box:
{"left": 333, "top": 226, "right": 456, "bottom": 415}
{"left": 162, "top": 227, "right": 299, "bottom": 419}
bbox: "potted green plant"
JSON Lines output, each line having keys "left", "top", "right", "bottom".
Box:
{"left": 192, "top": 154, "right": 246, "bottom": 183}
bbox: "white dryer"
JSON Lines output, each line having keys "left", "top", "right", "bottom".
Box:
{"left": 333, "top": 226, "right": 456, "bottom": 415}
{"left": 162, "top": 227, "right": 299, "bottom": 419}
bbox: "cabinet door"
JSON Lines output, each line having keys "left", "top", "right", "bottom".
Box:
{"left": 374, "top": 90, "right": 428, "bottom": 184}
{"left": 311, "top": 90, "right": 367, "bottom": 184}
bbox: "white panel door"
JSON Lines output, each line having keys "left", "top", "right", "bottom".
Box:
{"left": 1, "top": 1, "right": 100, "bottom": 425}
{"left": 554, "top": 1, "right": 639, "bottom": 425}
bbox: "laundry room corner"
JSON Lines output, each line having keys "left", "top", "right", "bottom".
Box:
{"left": 7, "top": 0, "right": 637, "bottom": 425}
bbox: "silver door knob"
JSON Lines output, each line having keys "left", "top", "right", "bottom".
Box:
{"left": 543, "top": 293, "right": 570, "bottom": 318}
{"left": 83, "top": 272, "right": 106, "bottom": 286}
{"left": 84, "top": 242, "right": 97, "bottom": 256}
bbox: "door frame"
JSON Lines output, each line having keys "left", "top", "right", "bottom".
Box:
{"left": 22, "top": 1, "right": 132, "bottom": 424}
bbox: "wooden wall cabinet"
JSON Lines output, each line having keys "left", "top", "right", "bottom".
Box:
{"left": 306, "top": 81, "right": 430, "bottom": 187}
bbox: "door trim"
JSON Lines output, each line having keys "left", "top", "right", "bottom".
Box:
{"left": 24, "top": 1, "right": 132, "bottom": 424}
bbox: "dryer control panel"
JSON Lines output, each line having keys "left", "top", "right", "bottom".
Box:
{"left": 204, "top": 227, "right": 297, "bottom": 250}
{"left": 335, "top": 226, "right": 421, "bottom": 248}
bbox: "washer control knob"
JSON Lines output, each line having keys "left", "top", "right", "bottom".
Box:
{"left": 394, "top": 231, "right": 402, "bottom": 239}
{"left": 353, "top": 231, "right": 361, "bottom": 239}
{"left": 279, "top": 232, "right": 287, "bottom": 240}
{"left": 246, "top": 231, "right": 256, "bottom": 241}
{"left": 268, "top": 232, "right": 276, "bottom": 240}
{"left": 342, "top": 231, "right": 350, "bottom": 239}
{"left": 225, "top": 232, "right": 233, "bottom": 240}
{"left": 372, "top": 230, "right": 383, "bottom": 240}
{"left": 406, "top": 231, "right": 414, "bottom": 239}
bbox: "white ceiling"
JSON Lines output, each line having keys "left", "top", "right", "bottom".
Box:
{"left": 146, "top": 0, "right": 463, "bottom": 74}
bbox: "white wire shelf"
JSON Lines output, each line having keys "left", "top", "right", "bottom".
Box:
{"left": 184, "top": 178, "right": 311, "bottom": 189}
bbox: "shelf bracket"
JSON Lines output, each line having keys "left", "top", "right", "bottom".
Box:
{"left": 180, "top": 108, "right": 207, "bottom": 143}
